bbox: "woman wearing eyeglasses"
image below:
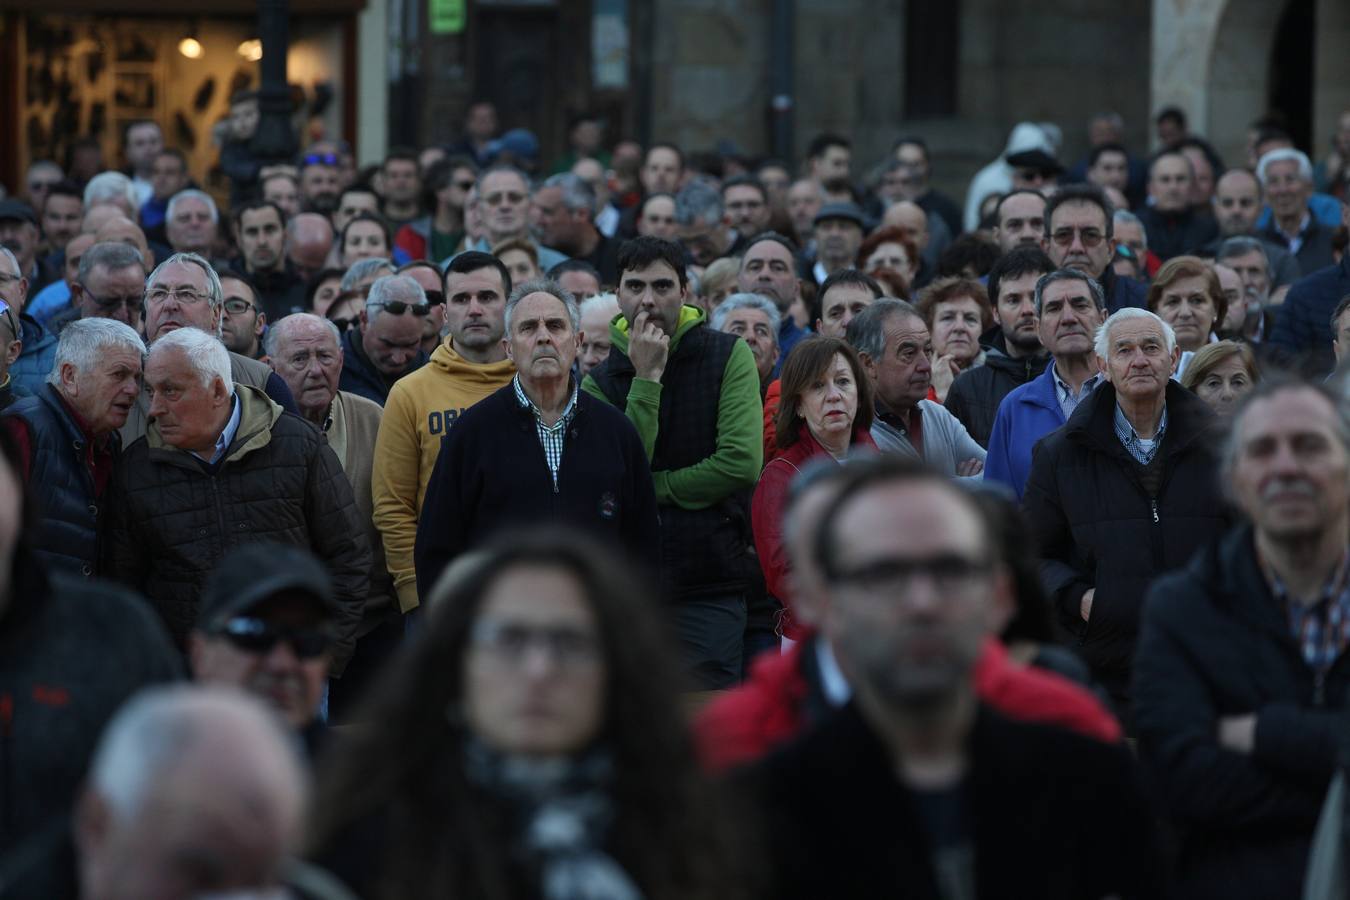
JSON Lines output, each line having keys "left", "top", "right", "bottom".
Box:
{"left": 307, "top": 529, "right": 754, "bottom": 900}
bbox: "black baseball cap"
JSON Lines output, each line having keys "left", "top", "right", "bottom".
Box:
{"left": 0, "top": 200, "right": 38, "bottom": 227}
{"left": 197, "top": 542, "right": 337, "bottom": 632}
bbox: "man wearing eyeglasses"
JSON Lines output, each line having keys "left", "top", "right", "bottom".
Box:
{"left": 337, "top": 274, "right": 430, "bottom": 406}
{"left": 458, "top": 165, "right": 568, "bottom": 272}
{"left": 0, "top": 243, "right": 59, "bottom": 397}
{"left": 218, "top": 270, "right": 266, "bottom": 359}
{"left": 0, "top": 298, "right": 22, "bottom": 411}
{"left": 190, "top": 543, "right": 338, "bottom": 746}
{"left": 46, "top": 241, "right": 146, "bottom": 337}
{"left": 1043, "top": 184, "right": 1147, "bottom": 314}
{"left": 398, "top": 259, "right": 451, "bottom": 356}
{"left": 117, "top": 251, "right": 298, "bottom": 444}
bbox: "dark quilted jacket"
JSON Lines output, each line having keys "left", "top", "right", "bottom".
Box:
{"left": 101, "top": 386, "right": 370, "bottom": 671}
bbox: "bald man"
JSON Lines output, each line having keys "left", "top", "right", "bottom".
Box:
{"left": 286, "top": 213, "right": 335, "bottom": 290}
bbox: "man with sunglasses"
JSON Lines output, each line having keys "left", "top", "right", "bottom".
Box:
{"left": 398, "top": 259, "right": 451, "bottom": 356}
{"left": 299, "top": 149, "right": 343, "bottom": 217}
{"left": 190, "top": 543, "right": 338, "bottom": 746}
{"left": 338, "top": 274, "right": 430, "bottom": 405}
{"left": 49, "top": 242, "right": 146, "bottom": 336}
{"left": 1043, "top": 184, "right": 1147, "bottom": 314}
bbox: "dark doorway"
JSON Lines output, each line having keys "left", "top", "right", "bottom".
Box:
{"left": 1267, "top": 0, "right": 1314, "bottom": 151}
{"left": 473, "top": 8, "right": 559, "bottom": 154}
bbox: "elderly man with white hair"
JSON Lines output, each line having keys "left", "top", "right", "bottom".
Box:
{"left": 71, "top": 686, "right": 309, "bottom": 900}
{"left": 1256, "top": 148, "right": 1338, "bottom": 276}
{"left": 103, "top": 325, "right": 370, "bottom": 673}
{"left": 119, "top": 251, "right": 297, "bottom": 444}
{"left": 712, "top": 292, "right": 781, "bottom": 392}
{"left": 81, "top": 171, "right": 138, "bottom": 219}
{"left": 1, "top": 317, "right": 144, "bottom": 576}
{"left": 267, "top": 312, "right": 400, "bottom": 714}
{"left": 576, "top": 291, "right": 620, "bottom": 378}
{"left": 163, "top": 189, "right": 220, "bottom": 259}
{"left": 337, "top": 273, "right": 430, "bottom": 405}
{"left": 1022, "top": 306, "right": 1228, "bottom": 715}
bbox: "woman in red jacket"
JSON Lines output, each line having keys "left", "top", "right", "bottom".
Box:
{"left": 752, "top": 336, "right": 876, "bottom": 641}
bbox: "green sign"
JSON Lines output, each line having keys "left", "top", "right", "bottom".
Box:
{"left": 430, "top": 0, "right": 465, "bottom": 34}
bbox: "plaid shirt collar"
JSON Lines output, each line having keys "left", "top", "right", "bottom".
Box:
{"left": 513, "top": 375, "right": 579, "bottom": 491}
{"left": 1113, "top": 401, "right": 1167, "bottom": 465}
{"left": 1262, "top": 550, "right": 1350, "bottom": 676}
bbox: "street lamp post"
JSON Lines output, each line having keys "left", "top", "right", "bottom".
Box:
{"left": 253, "top": 0, "right": 298, "bottom": 165}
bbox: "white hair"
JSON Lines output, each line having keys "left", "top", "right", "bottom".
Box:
{"left": 579, "top": 292, "right": 620, "bottom": 322}
{"left": 366, "top": 274, "right": 427, "bottom": 315}
{"left": 150, "top": 326, "right": 234, "bottom": 396}
{"left": 340, "top": 258, "right": 394, "bottom": 292}
{"left": 0, "top": 248, "right": 18, "bottom": 277}
{"left": 166, "top": 189, "right": 220, "bottom": 225}
{"left": 504, "top": 278, "right": 580, "bottom": 333}
{"left": 711, "top": 292, "right": 782, "bottom": 341}
{"left": 1257, "top": 148, "right": 1314, "bottom": 185}
{"left": 48, "top": 318, "right": 146, "bottom": 387}
{"left": 147, "top": 251, "right": 224, "bottom": 312}
{"left": 88, "top": 685, "right": 305, "bottom": 822}
{"left": 83, "top": 171, "right": 137, "bottom": 211}
{"left": 264, "top": 312, "right": 342, "bottom": 358}
{"left": 1094, "top": 307, "right": 1177, "bottom": 360}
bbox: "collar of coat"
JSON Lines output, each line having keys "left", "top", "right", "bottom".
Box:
{"left": 146, "top": 384, "right": 283, "bottom": 466}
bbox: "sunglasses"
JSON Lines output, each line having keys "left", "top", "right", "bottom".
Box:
{"left": 375, "top": 299, "right": 431, "bottom": 316}
{"left": 453, "top": 180, "right": 476, "bottom": 191}
{"left": 216, "top": 616, "right": 330, "bottom": 658}
{"left": 329, "top": 315, "right": 359, "bottom": 332}
{"left": 302, "top": 152, "right": 340, "bottom": 167}
{"left": 423, "top": 289, "right": 445, "bottom": 306}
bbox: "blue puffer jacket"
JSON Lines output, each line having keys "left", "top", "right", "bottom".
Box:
{"left": 984, "top": 361, "right": 1073, "bottom": 500}
{"left": 9, "top": 315, "right": 57, "bottom": 395}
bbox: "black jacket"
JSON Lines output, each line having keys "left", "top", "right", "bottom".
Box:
{"left": 749, "top": 701, "right": 1159, "bottom": 899}
{"left": 1022, "top": 381, "right": 1229, "bottom": 704}
{"left": 1134, "top": 525, "right": 1349, "bottom": 900}
{"left": 1267, "top": 254, "right": 1350, "bottom": 377}
{"left": 414, "top": 382, "right": 660, "bottom": 599}
{"left": 1136, "top": 206, "right": 1220, "bottom": 261}
{"left": 1259, "top": 215, "right": 1337, "bottom": 280}
{"left": 944, "top": 329, "right": 1049, "bottom": 448}
{"left": 0, "top": 549, "right": 181, "bottom": 866}
{"left": 337, "top": 326, "right": 428, "bottom": 407}
{"left": 2, "top": 385, "right": 114, "bottom": 576}
{"left": 101, "top": 386, "right": 370, "bottom": 671}
{"left": 1100, "top": 264, "right": 1149, "bottom": 314}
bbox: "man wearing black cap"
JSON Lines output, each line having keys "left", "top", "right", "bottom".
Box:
{"left": 812, "top": 202, "right": 866, "bottom": 284}
{"left": 190, "top": 543, "right": 336, "bottom": 747}
{"left": 0, "top": 199, "right": 59, "bottom": 296}
{"left": 1006, "top": 149, "right": 1065, "bottom": 193}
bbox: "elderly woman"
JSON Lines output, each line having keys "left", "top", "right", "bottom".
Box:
{"left": 1179, "top": 340, "right": 1259, "bottom": 416}
{"left": 340, "top": 212, "right": 393, "bottom": 267}
{"left": 308, "top": 529, "right": 749, "bottom": 900}
{"left": 1146, "top": 255, "right": 1227, "bottom": 376}
{"left": 915, "top": 276, "right": 995, "bottom": 402}
{"left": 752, "top": 336, "right": 875, "bottom": 642}
{"left": 856, "top": 224, "right": 919, "bottom": 287}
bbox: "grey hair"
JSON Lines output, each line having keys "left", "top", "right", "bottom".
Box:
{"left": 340, "top": 258, "right": 395, "bottom": 292}
{"left": 1093, "top": 307, "right": 1176, "bottom": 360}
{"left": 48, "top": 317, "right": 146, "bottom": 387}
{"left": 504, "top": 278, "right": 580, "bottom": 333}
{"left": 1221, "top": 376, "right": 1350, "bottom": 494}
{"left": 542, "top": 173, "right": 597, "bottom": 217}
{"left": 263, "top": 312, "right": 342, "bottom": 359}
{"left": 78, "top": 241, "right": 145, "bottom": 284}
{"left": 83, "top": 171, "right": 137, "bottom": 211}
{"left": 365, "top": 274, "right": 427, "bottom": 316}
{"left": 0, "top": 248, "right": 19, "bottom": 277}
{"left": 87, "top": 685, "right": 305, "bottom": 822}
{"left": 1033, "top": 269, "right": 1106, "bottom": 316}
{"left": 711, "top": 292, "right": 782, "bottom": 342}
{"left": 675, "top": 179, "right": 724, "bottom": 228}
{"left": 147, "top": 252, "right": 223, "bottom": 312}
{"left": 578, "top": 292, "right": 620, "bottom": 322}
{"left": 477, "top": 164, "right": 531, "bottom": 192}
{"left": 1215, "top": 236, "right": 1271, "bottom": 273}
{"left": 1112, "top": 210, "right": 1147, "bottom": 249}
{"left": 166, "top": 189, "right": 220, "bottom": 225}
{"left": 845, "top": 298, "right": 921, "bottom": 361}
{"left": 1257, "top": 148, "right": 1314, "bottom": 185}
{"left": 150, "top": 326, "right": 235, "bottom": 396}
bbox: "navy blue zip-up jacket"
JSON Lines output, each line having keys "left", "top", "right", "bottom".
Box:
{"left": 414, "top": 382, "right": 659, "bottom": 598}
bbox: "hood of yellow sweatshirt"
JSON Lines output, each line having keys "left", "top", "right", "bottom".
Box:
{"left": 607, "top": 304, "right": 706, "bottom": 354}
{"left": 429, "top": 337, "right": 516, "bottom": 383}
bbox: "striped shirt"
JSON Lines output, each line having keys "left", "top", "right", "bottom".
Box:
{"left": 1053, "top": 365, "right": 1101, "bottom": 421}
{"left": 513, "top": 375, "right": 579, "bottom": 492}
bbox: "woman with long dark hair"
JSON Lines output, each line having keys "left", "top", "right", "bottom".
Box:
{"left": 307, "top": 529, "right": 753, "bottom": 900}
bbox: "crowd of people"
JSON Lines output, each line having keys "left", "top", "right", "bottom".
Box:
{"left": 3, "top": 98, "right": 1350, "bottom": 898}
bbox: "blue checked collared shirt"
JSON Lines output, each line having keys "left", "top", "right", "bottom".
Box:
{"left": 1265, "top": 552, "right": 1350, "bottom": 683}
{"left": 1113, "top": 402, "right": 1168, "bottom": 466}
{"left": 513, "top": 375, "right": 579, "bottom": 492}
{"left": 1053, "top": 363, "right": 1102, "bottom": 421}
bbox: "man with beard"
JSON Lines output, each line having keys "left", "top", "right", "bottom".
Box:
{"left": 414, "top": 279, "right": 657, "bottom": 595}
{"left": 373, "top": 252, "right": 516, "bottom": 613}
{"left": 299, "top": 150, "right": 342, "bottom": 216}
{"left": 807, "top": 133, "right": 852, "bottom": 198}
{"left": 945, "top": 247, "right": 1052, "bottom": 447}
{"left": 233, "top": 201, "right": 304, "bottom": 320}
{"left": 1135, "top": 380, "right": 1350, "bottom": 899}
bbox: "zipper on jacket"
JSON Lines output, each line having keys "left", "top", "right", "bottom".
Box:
{"left": 1151, "top": 498, "right": 1159, "bottom": 524}
{"left": 1314, "top": 669, "right": 1327, "bottom": 707}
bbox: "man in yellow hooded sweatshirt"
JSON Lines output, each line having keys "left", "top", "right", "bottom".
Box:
{"left": 372, "top": 252, "right": 516, "bottom": 612}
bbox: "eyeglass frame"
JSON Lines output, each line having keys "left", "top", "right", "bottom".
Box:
{"left": 145, "top": 286, "right": 212, "bottom": 306}
{"left": 78, "top": 282, "right": 144, "bottom": 314}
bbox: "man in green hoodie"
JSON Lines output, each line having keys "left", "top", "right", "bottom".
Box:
{"left": 372, "top": 252, "right": 517, "bottom": 614}
{"left": 584, "top": 236, "right": 764, "bottom": 688}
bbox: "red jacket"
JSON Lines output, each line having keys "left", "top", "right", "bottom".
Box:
{"left": 694, "top": 636, "right": 1122, "bottom": 772}
{"left": 751, "top": 425, "right": 876, "bottom": 639}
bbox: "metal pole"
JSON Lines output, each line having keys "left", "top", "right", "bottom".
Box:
{"left": 769, "top": 0, "right": 795, "bottom": 163}
{"left": 253, "top": 0, "right": 298, "bottom": 164}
